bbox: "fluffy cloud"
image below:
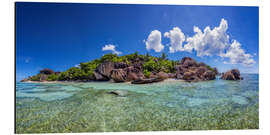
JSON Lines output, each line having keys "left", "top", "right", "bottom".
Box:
{"left": 102, "top": 44, "right": 122, "bottom": 55}
{"left": 164, "top": 27, "right": 186, "bottom": 53}
{"left": 223, "top": 40, "right": 255, "bottom": 66}
{"left": 183, "top": 18, "right": 255, "bottom": 66}
{"left": 144, "top": 19, "right": 255, "bottom": 66}
{"left": 145, "top": 30, "right": 164, "bottom": 52}
{"left": 184, "top": 19, "right": 230, "bottom": 57}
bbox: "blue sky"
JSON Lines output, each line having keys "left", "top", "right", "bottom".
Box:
{"left": 16, "top": 2, "right": 259, "bottom": 81}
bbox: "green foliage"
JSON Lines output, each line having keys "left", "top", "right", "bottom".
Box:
{"left": 206, "top": 65, "right": 214, "bottom": 71}
{"left": 143, "top": 57, "right": 176, "bottom": 73}
{"left": 100, "top": 53, "right": 121, "bottom": 63}
{"left": 158, "top": 60, "right": 175, "bottom": 73}
{"left": 29, "top": 52, "right": 178, "bottom": 81}
{"left": 143, "top": 70, "right": 151, "bottom": 78}
{"left": 58, "top": 72, "right": 68, "bottom": 81}
{"left": 143, "top": 58, "right": 159, "bottom": 72}
{"left": 30, "top": 74, "right": 41, "bottom": 81}
{"left": 47, "top": 74, "right": 58, "bottom": 81}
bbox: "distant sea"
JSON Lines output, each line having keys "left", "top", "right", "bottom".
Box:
{"left": 15, "top": 74, "right": 259, "bottom": 133}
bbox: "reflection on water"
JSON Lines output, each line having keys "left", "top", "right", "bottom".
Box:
{"left": 16, "top": 74, "right": 259, "bottom": 133}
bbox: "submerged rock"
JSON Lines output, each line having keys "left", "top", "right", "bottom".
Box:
{"left": 221, "top": 69, "right": 242, "bottom": 80}
{"left": 107, "top": 90, "right": 128, "bottom": 97}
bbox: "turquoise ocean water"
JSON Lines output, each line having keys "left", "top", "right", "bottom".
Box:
{"left": 16, "top": 74, "right": 259, "bottom": 133}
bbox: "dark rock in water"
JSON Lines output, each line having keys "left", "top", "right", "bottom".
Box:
{"left": 95, "top": 62, "right": 115, "bottom": 78}
{"left": 174, "top": 57, "right": 217, "bottom": 82}
{"left": 40, "top": 68, "right": 54, "bottom": 75}
{"left": 107, "top": 90, "right": 128, "bottom": 97}
{"left": 221, "top": 69, "right": 242, "bottom": 80}
{"left": 202, "top": 70, "right": 216, "bottom": 80}
{"left": 93, "top": 71, "right": 109, "bottom": 81}
{"left": 131, "top": 77, "right": 164, "bottom": 84}
{"left": 111, "top": 69, "right": 127, "bottom": 82}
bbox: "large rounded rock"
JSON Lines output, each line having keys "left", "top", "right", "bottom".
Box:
{"left": 93, "top": 71, "right": 109, "bottom": 81}
{"left": 180, "top": 57, "right": 198, "bottom": 67}
{"left": 196, "top": 66, "right": 207, "bottom": 76}
{"left": 95, "top": 62, "right": 115, "bottom": 78}
{"left": 126, "top": 72, "right": 140, "bottom": 81}
{"left": 168, "top": 73, "right": 176, "bottom": 78}
{"left": 157, "top": 71, "right": 169, "bottom": 80}
{"left": 149, "top": 72, "right": 158, "bottom": 79}
{"left": 183, "top": 71, "right": 195, "bottom": 80}
{"left": 175, "top": 65, "right": 187, "bottom": 74}
{"left": 114, "top": 62, "right": 129, "bottom": 69}
{"left": 40, "top": 68, "right": 54, "bottom": 75}
{"left": 40, "top": 74, "right": 48, "bottom": 81}
{"left": 202, "top": 71, "right": 216, "bottom": 80}
{"left": 125, "top": 66, "right": 144, "bottom": 81}
{"left": 221, "top": 69, "right": 241, "bottom": 80}
{"left": 110, "top": 69, "right": 127, "bottom": 82}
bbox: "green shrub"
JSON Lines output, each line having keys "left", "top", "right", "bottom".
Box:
{"left": 143, "top": 70, "right": 151, "bottom": 78}
{"left": 30, "top": 74, "right": 41, "bottom": 81}
{"left": 47, "top": 74, "right": 58, "bottom": 81}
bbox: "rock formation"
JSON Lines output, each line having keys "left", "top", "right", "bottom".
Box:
{"left": 174, "top": 57, "right": 216, "bottom": 82}
{"left": 21, "top": 55, "right": 220, "bottom": 83}
{"left": 221, "top": 69, "right": 242, "bottom": 80}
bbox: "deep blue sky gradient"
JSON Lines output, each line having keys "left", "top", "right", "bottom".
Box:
{"left": 16, "top": 2, "right": 259, "bottom": 81}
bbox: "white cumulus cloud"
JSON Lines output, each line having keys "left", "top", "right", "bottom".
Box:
{"left": 164, "top": 27, "right": 186, "bottom": 53}
{"left": 102, "top": 44, "right": 122, "bottom": 55}
{"left": 183, "top": 18, "right": 255, "bottom": 66}
{"left": 223, "top": 40, "right": 255, "bottom": 66}
{"left": 145, "top": 30, "right": 164, "bottom": 52}
{"left": 184, "top": 18, "right": 230, "bottom": 57}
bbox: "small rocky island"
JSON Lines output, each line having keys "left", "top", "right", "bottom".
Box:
{"left": 21, "top": 53, "right": 242, "bottom": 83}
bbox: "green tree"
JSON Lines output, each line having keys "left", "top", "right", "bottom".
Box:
{"left": 143, "top": 69, "right": 151, "bottom": 78}
{"left": 47, "top": 74, "right": 58, "bottom": 81}
{"left": 30, "top": 74, "right": 41, "bottom": 81}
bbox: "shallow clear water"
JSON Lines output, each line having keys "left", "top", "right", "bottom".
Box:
{"left": 16, "top": 74, "right": 259, "bottom": 133}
